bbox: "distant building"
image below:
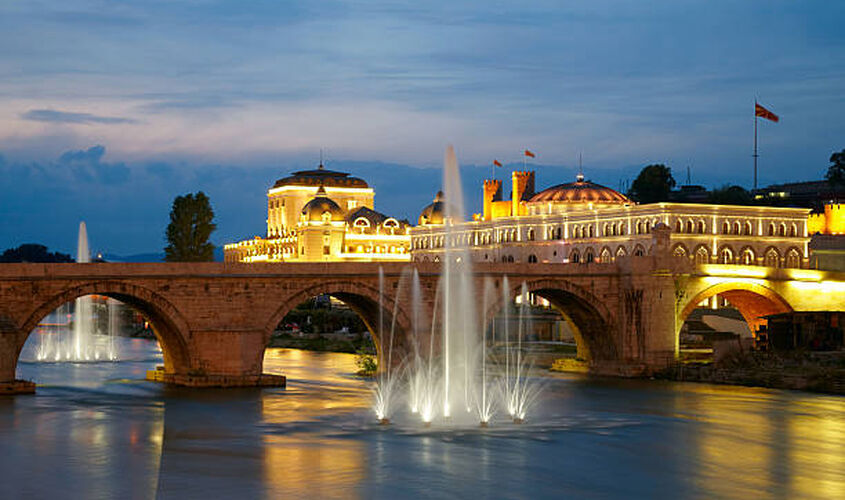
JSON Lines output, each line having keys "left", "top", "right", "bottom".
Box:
{"left": 752, "top": 180, "right": 839, "bottom": 210}
{"left": 411, "top": 169, "right": 811, "bottom": 268}
{"left": 668, "top": 184, "right": 710, "bottom": 203}
{"left": 224, "top": 164, "right": 411, "bottom": 263}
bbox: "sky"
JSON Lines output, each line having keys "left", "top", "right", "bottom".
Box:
{"left": 1, "top": 1, "right": 843, "bottom": 256}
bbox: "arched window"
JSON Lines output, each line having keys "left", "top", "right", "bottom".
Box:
{"left": 741, "top": 248, "right": 755, "bottom": 265}
{"left": 764, "top": 248, "right": 780, "bottom": 267}
{"left": 733, "top": 222, "right": 741, "bottom": 235}
{"left": 785, "top": 248, "right": 801, "bottom": 268}
{"left": 616, "top": 246, "right": 627, "bottom": 259}
{"left": 768, "top": 223, "right": 775, "bottom": 236}
{"left": 588, "top": 225, "right": 594, "bottom": 238}
{"left": 779, "top": 224, "right": 786, "bottom": 237}
{"left": 675, "top": 220, "right": 683, "bottom": 233}
{"left": 619, "top": 223, "right": 626, "bottom": 235}
{"left": 719, "top": 247, "right": 734, "bottom": 264}
{"left": 556, "top": 227, "right": 563, "bottom": 240}
{"left": 695, "top": 246, "right": 709, "bottom": 265}
{"left": 744, "top": 222, "right": 753, "bottom": 235}
{"left": 686, "top": 221, "right": 694, "bottom": 233}
{"left": 585, "top": 250, "right": 595, "bottom": 263}
{"left": 570, "top": 250, "right": 580, "bottom": 264}
{"left": 527, "top": 254, "right": 538, "bottom": 263}
{"left": 600, "top": 247, "right": 612, "bottom": 263}
{"left": 636, "top": 221, "right": 642, "bottom": 235}
{"left": 697, "top": 220, "right": 706, "bottom": 234}
{"left": 722, "top": 222, "right": 730, "bottom": 234}
{"left": 527, "top": 228, "right": 535, "bottom": 241}
{"left": 612, "top": 224, "right": 618, "bottom": 236}
{"left": 633, "top": 245, "right": 645, "bottom": 257}
{"left": 603, "top": 224, "right": 610, "bottom": 236}
{"left": 790, "top": 224, "right": 798, "bottom": 237}
{"left": 673, "top": 244, "right": 689, "bottom": 259}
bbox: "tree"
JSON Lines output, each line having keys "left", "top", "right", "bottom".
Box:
{"left": 628, "top": 164, "right": 676, "bottom": 203}
{"left": 0, "top": 244, "right": 74, "bottom": 263}
{"left": 707, "top": 185, "right": 753, "bottom": 205}
{"left": 164, "top": 191, "right": 217, "bottom": 262}
{"left": 827, "top": 149, "right": 845, "bottom": 200}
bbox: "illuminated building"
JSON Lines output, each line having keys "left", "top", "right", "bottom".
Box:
{"left": 225, "top": 164, "right": 411, "bottom": 262}
{"left": 411, "top": 170, "right": 812, "bottom": 268}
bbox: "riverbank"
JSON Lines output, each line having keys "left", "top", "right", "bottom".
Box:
{"left": 268, "top": 333, "right": 376, "bottom": 354}
{"left": 655, "top": 351, "right": 845, "bottom": 395}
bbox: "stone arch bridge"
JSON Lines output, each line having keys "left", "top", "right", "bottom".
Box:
{"left": 1, "top": 255, "right": 842, "bottom": 393}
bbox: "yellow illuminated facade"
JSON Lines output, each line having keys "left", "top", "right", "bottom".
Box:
{"left": 412, "top": 170, "right": 812, "bottom": 268}
{"left": 808, "top": 202, "right": 845, "bottom": 235}
{"left": 225, "top": 165, "right": 411, "bottom": 262}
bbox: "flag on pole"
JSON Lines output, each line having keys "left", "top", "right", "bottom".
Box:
{"left": 755, "top": 103, "right": 779, "bottom": 122}
{"left": 524, "top": 150, "right": 535, "bottom": 158}
{"left": 493, "top": 160, "right": 502, "bottom": 167}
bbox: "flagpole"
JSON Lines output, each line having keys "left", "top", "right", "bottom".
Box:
{"left": 753, "top": 100, "right": 759, "bottom": 191}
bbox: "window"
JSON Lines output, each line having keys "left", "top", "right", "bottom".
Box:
{"left": 675, "top": 220, "right": 683, "bottom": 233}
{"left": 764, "top": 248, "right": 779, "bottom": 267}
{"left": 779, "top": 224, "right": 786, "bottom": 237}
{"left": 673, "top": 245, "right": 688, "bottom": 258}
{"left": 744, "top": 222, "right": 753, "bottom": 235}
{"left": 570, "top": 251, "right": 580, "bottom": 263}
{"left": 347, "top": 200, "right": 358, "bottom": 210}
{"left": 585, "top": 251, "right": 594, "bottom": 263}
{"left": 785, "top": 249, "right": 801, "bottom": 268}
{"left": 723, "top": 222, "right": 730, "bottom": 234}
{"left": 695, "top": 247, "right": 709, "bottom": 265}
{"left": 556, "top": 227, "right": 563, "bottom": 240}
{"left": 768, "top": 223, "right": 775, "bottom": 236}
{"left": 790, "top": 224, "right": 797, "bottom": 237}
{"left": 528, "top": 254, "right": 538, "bottom": 263}
{"left": 720, "top": 247, "right": 733, "bottom": 264}
{"left": 600, "top": 248, "right": 612, "bottom": 263}
{"left": 741, "top": 248, "right": 755, "bottom": 265}
{"left": 697, "top": 221, "right": 705, "bottom": 234}
{"left": 527, "top": 228, "right": 535, "bottom": 241}
{"left": 323, "top": 245, "right": 331, "bottom": 255}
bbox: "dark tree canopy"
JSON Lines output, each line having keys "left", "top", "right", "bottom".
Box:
{"left": 0, "top": 244, "right": 74, "bottom": 263}
{"left": 164, "top": 191, "right": 217, "bottom": 262}
{"left": 827, "top": 149, "right": 845, "bottom": 199}
{"left": 628, "top": 164, "right": 676, "bottom": 203}
{"left": 707, "top": 184, "right": 753, "bottom": 206}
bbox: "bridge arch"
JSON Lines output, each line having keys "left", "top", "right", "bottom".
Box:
{"left": 17, "top": 281, "right": 192, "bottom": 375}
{"left": 487, "top": 278, "right": 619, "bottom": 362}
{"left": 679, "top": 281, "right": 793, "bottom": 339}
{"left": 262, "top": 279, "right": 416, "bottom": 364}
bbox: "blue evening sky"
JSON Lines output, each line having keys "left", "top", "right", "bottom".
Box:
{"left": 1, "top": 1, "right": 843, "bottom": 256}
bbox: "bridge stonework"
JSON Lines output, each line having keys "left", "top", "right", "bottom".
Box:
{"left": 0, "top": 252, "right": 842, "bottom": 394}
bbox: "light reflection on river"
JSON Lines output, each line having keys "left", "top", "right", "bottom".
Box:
{"left": 1, "top": 339, "right": 843, "bottom": 499}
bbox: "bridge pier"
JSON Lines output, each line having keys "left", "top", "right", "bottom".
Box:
{"left": 0, "top": 332, "right": 35, "bottom": 394}
{"left": 146, "top": 329, "right": 285, "bottom": 388}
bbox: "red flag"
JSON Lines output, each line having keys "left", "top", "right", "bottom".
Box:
{"left": 755, "top": 103, "right": 779, "bottom": 122}
{"left": 493, "top": 160, "right": 502, "bottom": 167}
{"left": 524, "top": 150, "right": 535, "bottom": 158}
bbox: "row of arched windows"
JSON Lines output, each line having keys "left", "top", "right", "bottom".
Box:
{"left": 672, "top": 243, "right": 802, "bottom": 268}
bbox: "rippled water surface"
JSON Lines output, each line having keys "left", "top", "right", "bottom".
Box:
{"left": 2, "top": 338, "right": 844, "bottom": 499}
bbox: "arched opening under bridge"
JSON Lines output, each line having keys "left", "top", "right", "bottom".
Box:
{"left": 677, "top": 282, "right": 792, "bottom": 362}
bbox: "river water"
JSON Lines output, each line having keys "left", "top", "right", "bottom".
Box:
{"left": 2, "top": 337, "right": 843, "bottom": 499}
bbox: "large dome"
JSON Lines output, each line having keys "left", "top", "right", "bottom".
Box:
{"left": 418, "top": 191, "right": 446, "bottom": 225}
{"left": 273, "top": 164, "right": 369, "bottom": 189}
{"left": 301, "top": 186, "right": 345, "bottom": 222}
{"left": 529, "top": 174, "right": 631, "bottom": 206}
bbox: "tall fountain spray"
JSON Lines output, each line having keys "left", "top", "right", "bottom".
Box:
{"left": 372, "top": 146, "right": 541, "bottom": 428}
{"left": 33, "top": 222, "right": 120, "bottom": 362}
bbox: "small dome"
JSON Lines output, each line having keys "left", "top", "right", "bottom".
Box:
{"left": 418, "top": 191, "right": 446, "bottom": 225}
{"left": 301, "top": 186, "right": 345, "bottom": 222}
{"left": 529, "top": 175, "right": 631, "bottom": 206}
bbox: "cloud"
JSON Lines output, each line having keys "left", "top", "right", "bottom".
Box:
{"left": 21, "top": 109, "right": 137, "bottom": 125}
{"left": 57, "top": 145, "right": 131, "bottom": 184}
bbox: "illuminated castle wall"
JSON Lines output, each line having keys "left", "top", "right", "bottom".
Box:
{"left": 413, "top": 170, "right": 812, "bottom": 269}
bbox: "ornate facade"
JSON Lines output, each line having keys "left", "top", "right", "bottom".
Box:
{"left": 225, "top": 165, "right": 411, "bottom": 262}
{"left": 411, "top": 170, "right": 811, "bottom": 268}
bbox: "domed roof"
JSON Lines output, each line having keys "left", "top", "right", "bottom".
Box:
{"left": 273, "top": 164, "right": 369, "bottom": 189}
{"left": 301, "top": 186, "right": 345, "bottom": 222}
{"left": 528, "top": 174, "right": 631, "bottom": 205}
{"left": 418, "top": 191, "right": 446, "bottom": 225}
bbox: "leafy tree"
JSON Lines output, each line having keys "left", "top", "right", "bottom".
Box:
{"left": 628, "top": 164, "right": 676, "bottom": 203}
{"left": 164, "top": 191, "right": 216, "bottom": 262}
{"left": 827, "top": 149, "right": 845, "bottom": 200}
{"left": 707, "top": 185, "right": 753, "bottom": 205}
{"left": 0, "top": 244, "right": 74, "bottom": 263}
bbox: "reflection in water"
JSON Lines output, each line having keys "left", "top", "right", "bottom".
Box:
{"left": 2, "top": 344, "right": 844, "bottom": 499}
